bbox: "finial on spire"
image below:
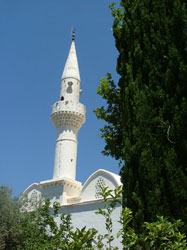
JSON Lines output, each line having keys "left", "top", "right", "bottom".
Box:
{"left": 62, "top": 32, "right": 80, "bottom": 81}
{"left": 72, "top": 29, "right": 75, "bottom": 41}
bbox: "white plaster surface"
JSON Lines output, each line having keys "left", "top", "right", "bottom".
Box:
{"left": 22, "top": 40, "right": 123, "bottom": 249}
{"left": 81, "top": 169, "right": 122, "bottom": 202}
{"left": 51, "top": 40, "right": 85, "bottom": 181}
{"left": 53, "top": 127, "right": 78, "bottom": 180}
{"left": 23, "top": 179, "right": 123, "bottom": 249}
{"left": 23, "top": 169, "right": 122, "bottom": 205}
{"left": 61, "top": 41, "right": 80, "bottom": 82}
{"left": 60, "top": 78, "right": 80, "bottom": 103}
{"left": 57, "top": 200, "right": 123, "bottom": 249}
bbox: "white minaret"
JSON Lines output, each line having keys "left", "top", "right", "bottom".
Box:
{"left": 51, "top": 33, "right": 86, "bottom": 181}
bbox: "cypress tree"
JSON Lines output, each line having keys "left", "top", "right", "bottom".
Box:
{"left": 95, "top": 0, "right": 187, "bottom": 231}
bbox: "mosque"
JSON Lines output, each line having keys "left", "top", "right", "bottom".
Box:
{"left": 23, "top": 34, "right": 122, "bottom": 248}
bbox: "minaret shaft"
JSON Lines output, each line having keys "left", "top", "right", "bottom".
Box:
{"left": 60, "top": 78, "right": 80, "bottom": 103}
{"left": 51, "top": 39, "right": 85, "bottom": 181}
{"left": 53, "top": 127, "right": 78, "bottom": 179}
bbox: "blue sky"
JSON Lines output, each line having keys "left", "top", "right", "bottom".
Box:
{"left": 0, "top": 0, "right": 120, "bottom": 196}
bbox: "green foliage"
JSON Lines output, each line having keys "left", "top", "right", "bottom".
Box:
{"left": 0, "top": 186, "right": 23, "bottom": 250}
{"left": 0, "top": 185, "right": 186, "bottom": 249}
{"left": 118, "top": 207, "right": 138, "bottom": 249}
{"left": 120, "top": 215, "right": 187, "bottom": 250}
{"left": 18, "top": 186, "right": 121, "bottom": 250}
{"left": 96, "top": 186, "right": 187, "bottom": 250}
{"left": 144, "top": 216, "right": 187, "bottom": 250}
{"left": 94, "top": 0, "right": 187, "bottom": 231}
{"left": 18, "top": 199, "right": 97, "bottom": 250}
{"left": 96, "top": 185, "right": 122, "bottom": 250}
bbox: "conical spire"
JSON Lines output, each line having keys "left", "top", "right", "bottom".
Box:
{"left": 61, "top": 40, "right": 80, "bottom": 81}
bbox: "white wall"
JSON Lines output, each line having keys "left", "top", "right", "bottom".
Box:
{"left": 56, "top": 200, "right": 123, "bottom": 249}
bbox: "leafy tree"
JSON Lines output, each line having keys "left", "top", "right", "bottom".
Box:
{"left": 0, "top": 185, "right": 186, "bottom": 249}
{"left": 95, "top": 0, "right": 187, "bottom": 231}
{"left": 18, "top": 199, "right": 98, "bottom": 250}
{"left": 18, "top": 186, "right": 187, "bottom": 250}
{"left": 18, "top": 186, "right": 122, "bottom": 250}
{"left": 96, "top": 186, "right": 122, "bottom": 250}
{"left": 0, "top": 185, "right": 99, "bottom": 250}
{"left": 143, "top": 216, "right": 186, "bottom": 250}
{"left": 0, "top": 186, "right": 23, "bottom": 249}
{"left": 97, "top": 186, "right": 187, "bottom": 249}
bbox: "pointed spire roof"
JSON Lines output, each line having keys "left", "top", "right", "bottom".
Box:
{"left": 61, "top": 40, "right": 80, "bottom": 81}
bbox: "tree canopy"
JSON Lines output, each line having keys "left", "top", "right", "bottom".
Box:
{"left": 1, "top": 185, "right": 186, "bottom": 249}
{"left": 95, "top": 0, "right": 187, "bottom": 231}
{"left": 0, "top": 186, "right": 23, "bottom": 249}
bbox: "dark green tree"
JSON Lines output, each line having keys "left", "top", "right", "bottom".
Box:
{"left": 95, "top": 0, "right": 187, "bottom": 231}
{"left": 0, "top": 186, "right": 23, "bottom": 249}
{"left": 1, "top": 185, "right": 186, "bottom": 249}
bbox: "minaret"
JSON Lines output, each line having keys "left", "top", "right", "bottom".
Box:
{"left": 51, "top": 32, "right": 86, "bottom": 181}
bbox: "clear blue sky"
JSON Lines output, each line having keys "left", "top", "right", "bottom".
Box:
{"left": 0, "top": 0, "right": 120, "bottom": 196}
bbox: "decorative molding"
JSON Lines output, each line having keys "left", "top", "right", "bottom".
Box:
{"left": 40, "top": 178, "right": 82, "bottom": 190}
{"left": 51, "top": 101, "right": 85, "bottom": 129}
{"left": 30, "top": 190, "right": 38, "bottom": 202}
{"left": 95, "top": 177, "right": 106, "bottom": 199}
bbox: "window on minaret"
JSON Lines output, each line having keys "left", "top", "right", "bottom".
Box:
{"left": 67, "top": 86, "right": 72, "bottom": 93}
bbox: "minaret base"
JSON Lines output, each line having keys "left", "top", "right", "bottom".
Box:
{"left": 22, "top": 178, "right": 82, "bottom": 207}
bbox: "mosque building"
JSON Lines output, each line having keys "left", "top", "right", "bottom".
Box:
{"left": 23, "top": 33, "right": 122, "bottom": 248}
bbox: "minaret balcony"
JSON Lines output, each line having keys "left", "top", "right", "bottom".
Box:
{"left": 51, "top": 101, "right": 86, "bottom": 130}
